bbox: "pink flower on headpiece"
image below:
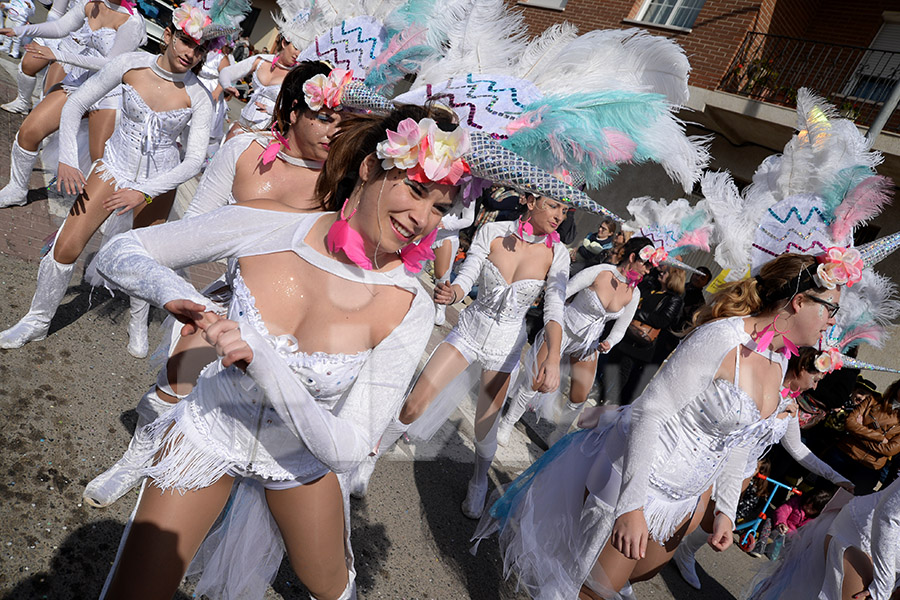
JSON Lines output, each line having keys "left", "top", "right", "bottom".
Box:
{"left": 816, "top": 246, "right": 863, "bottom": 289}
{"left": 376, "top": 118, "right": 470, "bottom": 186}
{"left": 551, "top": 168, "right": 575, "bottom": 186}
{"left": 303, "top": 69, "right": 353, "bottom": 111}
{"left": 173, "top": 5, "right": 211, "bottom": 42}
{"left": 639, "top": 245, "right": 668, "bottom": 267}
{"left": 815, "top": 348, "right": 844, "bottom": 373}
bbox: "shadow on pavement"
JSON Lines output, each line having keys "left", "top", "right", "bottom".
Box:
{"left": 658, "top": 560, "right": 738, "bottom": 600}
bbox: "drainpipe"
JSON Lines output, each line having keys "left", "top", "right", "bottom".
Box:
{"left": 865, "top": 78, "right": 900, "bottom": 142}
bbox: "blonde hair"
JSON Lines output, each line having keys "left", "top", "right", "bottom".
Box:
{"left": 665, "top": 266, "right": 686, "bottom": 295}
{"left": 692, "top": 253, "right": 824, "bottom": 328}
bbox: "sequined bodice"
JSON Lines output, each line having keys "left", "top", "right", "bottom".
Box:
{"left": 250, "top": 66, "right": 280, "bottom": 105}
{"left": 70, "top": 22, "right": 117, "bottom": 56}
{"left": 565, "top": 287, "right": 625, "bottom": 336}
{"left": 230, "top": 267, "right": 370, "bottom": 405}
{"left": 473, "top": 260, "right": 545, "bottom": 323}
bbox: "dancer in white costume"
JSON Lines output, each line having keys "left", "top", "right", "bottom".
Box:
{"left": 748, "top": 473, "right": 900, "bottom": 600}
{"left": 82, "top": 60, "right": 344, "bottom": 508}
{"left": 475, "top": 252, "right": 846, "bottom": 599}
{"left": 91, "top": 105, "right": 466, "bottom": 600}
{"left": 196, "top": 46, "right": 231, "bottom": 159}
{"left": 496, "top": 236, "right": 653, "bottom": 446}
{"left": 219, "top": 34, "right": 300, "bottom": 133}
{"left": 0, "top": 0, "right": 34, "bottom": 58}
{"left": 0, "top": 0, "right": 83, "bottom": 114}
{"left": 0, "top": 5, "right": 228, "bottom": 354}
{"left": 0, "top": 0, "right": 145, "bottom": 207}
{"left": 431, "top": 198, "right": 475, "bottom": 326}
{"left": 673, "top": 346, "right": 855, "bottom": 590}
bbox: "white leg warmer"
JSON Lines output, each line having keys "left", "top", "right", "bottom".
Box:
{"left": 126, "top": 297, "right": 150, "bottom": 358}
{"left": 0, "top": 252, "right": 74, "bottom": 348}
{"left": 0, "top": 133, "right": 38, "bottom": 207}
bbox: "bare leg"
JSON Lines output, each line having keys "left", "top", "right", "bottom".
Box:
{"left": 16, "top": 86, "right": 67, "bottom": 150}
{"left": 52, "top": 171, "right": 118, "bottom": 264}
{"left": 840, "top": 545, "right": 874, "bottom": 600}
{"left": 43, "top": 62, "right": 66, "bottom": 92}
{"left": 87, "top": 108, "right": 117, "bottom": 162}
{"left": 399, "top": 342, "right": 471, "bottom": 424}
{"left": 20, "top": 52, "right": 51, "bottom": 77}
{"left": 462, "top": 369, "right": 512, "bottom": 518}
{"left": 433, "top": 239, "right": 453, "bottom": 280}
{"left": 104, "top": 475, "right": 235, "bottom": 600}
{"left": 267, "top": 473, "right": 351, "bottom": 600}
{"left": 569, "top": 356, "right": 598, "bottom": 406}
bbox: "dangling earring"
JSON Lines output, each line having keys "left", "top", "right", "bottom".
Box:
{"left": 517, "top": 214, "right": 534, "bottom": 238}
{"left": 754, "top": 314, "right": 799, "bottom": 358}
{"left": 326, "top": 188, "right": 372, "bottom": 270}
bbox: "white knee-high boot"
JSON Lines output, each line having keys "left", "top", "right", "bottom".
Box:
{"left": 433, "top": 273, "right": 449, "bottom": 326}
{"left": 497, "top": 385, "right": 537, "bottom": 446}
{"left": 1, "top": 63, "right": 36, "bottom": 114}
{"left": 672, "top": 525, "right": 707, "bottom": 589}
{"left": 83, "top": 384, "right": 180, "bottom": 508}
{"left": 126, "top": 297, "right": 150, "bottom": 358}
{"left": 462, "top": 413, "right": 501, "bottom": 519}
{"left": 348, "top": 417, "right": 409, "bottom": 499}
{"left": 548, "top": 400, "right": 586, "bottom": 444}
{"left": 0, "top": 252, "right": 74, "bottom": 348}
{"left": 0, "top": 133, "right": 38, "bottom": 207}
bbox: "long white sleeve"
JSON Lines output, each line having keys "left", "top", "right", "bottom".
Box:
{"left": 779, "top": 417, "right": 852, "bottom": 486}
{"left": 95, "top": 206, "right": 314, "bottom": 309}
{"left": 58, "top": 52, "right": 132, "bottom": 172}
{"left": 451, "top": 222, "right": 493, "bottom": 298}
{"left": 241, "top": 295, "right": 432, "bottom": 473}
{"left": 542, "top": 243, "right": 570, "bottom": 327}
{"left": 440, "top": 200, "right": 475, "bottom": 233}
{"left": 12, "top": 0, "right": 84, "bottom": 38}
{"left": 565, "top": 264, "right": 610, "bottom": 300}
{"left": 713, "top": 444, "right": 753, "bottom": 524}
{"left": 182, "top": 134, "right": 255, "bottom": 219}
{"left": 617, "top": 318, "right": 749, "bottom": 519}
{"left": 869, "top": 478, "right": 900, "bottom": 600}
{"left": 52, "top": 14, "right": 145, "bottom": 71}
{"left": 48, "top": 0, "right": 71, "bottom": 18}
{"left": 603, "top": 289, "right": 640, "bottom": 352}
{"left": 218, "top": 54, "right": 263, "bottom": 88}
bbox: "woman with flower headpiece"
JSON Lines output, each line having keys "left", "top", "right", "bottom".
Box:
{"left": 495, "top": 236, "right": 653, "bottom": 447}
{"left": 350, "top": 178, "right": 572, "bottom": 518}
{"left": 474, "top": 251, "right": 852, "bottom": 599}
{"left": 0, "top": 0, "right": 145, "bottom": 208}
{"left": 673, "top": 346, "right": 855, "bottom": 591}
{"left": 81, "top": 60, "right": 346, "bottom": 509}
{"left": 219, "top": 29, "right": 303, "bottom": 136}
{"left": 0, "top": 2, "right": 246, "bottom": 353}
{"left": 90, "top": 105, "right": 466, "bottom": 600}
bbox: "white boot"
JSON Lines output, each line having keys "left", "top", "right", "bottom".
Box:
{"left": 83, "top": 386, "right": 177, "bottom": 508}
{"left": 549, "top": 400, "right": 585, "bottom": 444}
{"left": 462, "top": 416, "right": 500, "bottom": 519}
{"left": 672, "top": 526, "right": 706, "bottom": 590}
{"left": 0, "top": 252, "right": 74, "bottom": 348}
{"left": 0, "top": 134, "right": 38, "bottom": 208}
{"left": 126, "top": 297, "right": 150, "bottom": 358}
{"left": 433, "top": 302, "right": 447, "bottom": 326}
{"left": 616, "top": 582, "right": 638, "bottom": 600}
{"left": 349, "top": 417, "right": 408, "bottom": 499}
{"left": 497, "top": 386, "right": 537, "bottom": 446}
{"left": 1, "top": 63, "right": 35, "bottom": 114}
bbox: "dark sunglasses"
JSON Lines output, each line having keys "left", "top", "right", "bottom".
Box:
{"left": 805, "top": 294, "right": 840, "bottom": 318}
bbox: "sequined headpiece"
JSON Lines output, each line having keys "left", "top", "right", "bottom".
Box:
{"left": 172, "top": 0, "right": 250, "bottom": 47}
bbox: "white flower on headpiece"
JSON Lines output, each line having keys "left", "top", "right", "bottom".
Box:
{"left": 376, "top": 118, "right": 470, "bottom": 186}
{"left": 639, "top": 245, "right": 668, "bottom": 267}
{"left": 815, "top": 246, "right": 863, "bottom": 289}
{"left": 303, "top": 69, "right": 353, "bottom": 112}
{"left": 173, "top": 4, "right": 211, "bottom": 42}
{"left": 815, "top": 348, "right": 844, "bottom": 373}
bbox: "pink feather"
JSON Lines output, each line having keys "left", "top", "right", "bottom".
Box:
{"left": 601, "top": 128, "right": 636, "bottom": 163}
{"left": 675, "top": 228, "right": 710, "bottom": 252}
{"left": 372, "top": 25, "right": 429, "bottom": 68}
{"left": 831, "top": 175, "right": 892, "bottom": 242}
{"left": 839, "top": 324, "right": 885, "bottom": 350}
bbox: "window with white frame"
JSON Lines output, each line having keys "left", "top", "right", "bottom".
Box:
{"left": 637, "top": 0, "right": 705, "bottom": 30}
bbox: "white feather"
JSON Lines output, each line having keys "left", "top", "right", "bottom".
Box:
{"left": 514, "top": 22, "right": 579, "bottom": 81}
{"left": 637, "top": 112, "right": 710, "bottom": 192}
{"left": 703, "top": 170, "right": 756, "bottom": 276}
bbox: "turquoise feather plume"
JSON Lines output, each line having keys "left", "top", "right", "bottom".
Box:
{"left": 501, "top": 90, "right": 671, "bottom": 188}
{"left": 208, "top": 0, "right": 251, "bottom": 28}
{"left": 384, "top": 0, "right": 439, "bottom": 39}
{"left": 821, "top": 165, "right": 873, "bottom": 216}
{"left": 365, "top": 45, "right": 437, "bottom": 94}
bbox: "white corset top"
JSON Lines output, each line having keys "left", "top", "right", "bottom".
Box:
{"left": 473, "top": 260, "right": 545, "bottom": 324}
{"left": 70, "top": 22, "right": 117, "bottom": 56}
{"left": 565, "top": 287, "right": 626, "bottom": 352}
{"left": 230, "top": 267, "right": 370, "bottom": 404}
{"left": 250, "top": 66, "right": 281, "bottom": 106}
{"left": 111, "top": 84, "right": 192, "bottom": 180}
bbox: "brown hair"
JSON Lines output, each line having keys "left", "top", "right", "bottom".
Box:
{"left": 880, "top": 378, "right": 900, "bottom": 412}
{"left": 160, "top": 26, "right": 207, "bottom": 75}
{"left": 787, "top": 346, "right": 822, "bottom": 378}
{"left": 315, "top": 103, "right": 458, "bottom": 211}
{"left": 270, "top": 61, "right": 333, "bottom": 135}
{"left": 692, "top": 253, "right": 826, "bottom": 328}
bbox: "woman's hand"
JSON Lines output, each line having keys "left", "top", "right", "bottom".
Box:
{"left": 57, "top": 162, "right": 86, "bottom": 195}
{"left": 224, "top": 85, "right": 239, "bottom": 97}
{"left": 163, "top": 299, "right": 217, "bottom": 335}
{"left": 434, "top": 281, "right": 458, "bottom": 305}
{"left": 611, "top": 509, "right": 648, "bottom": 560}
{"left": 533, "top": 357, "right": 561, "bottom": 393}
{"left": 104, "top": 188, "right": 147, "bottom": 215}
{"left": 199, "top": 315, "right": 254, "bottom": 370}
{"left": 598, "top": 340, "right": 611, "bottom": 353}
{"left": 24, "top": 42, "right": 55, "bottom": 61}
{"left": 708, "top": 512, "right": 734, "bottom": 552}
{"left": 0, "top": 28, "right": 14, "bottom": 37}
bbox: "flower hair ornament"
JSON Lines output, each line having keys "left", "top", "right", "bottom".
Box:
{"left": 639, "top": 245, "right": 668, "bottom": 267}
{"left": 813, "top": 247, "right": 863, "bottom": 289}
{"left": 376, "top": 117, "right": 471, "bottom": 186}
{"left": 172, "top": 0, "right": 250, "bottom": 48}
{"left": 303, "top": 69, "right": 353, "bottom": 111}
{"left": 814, "top": 348, "right": 844, "bottom": 373}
